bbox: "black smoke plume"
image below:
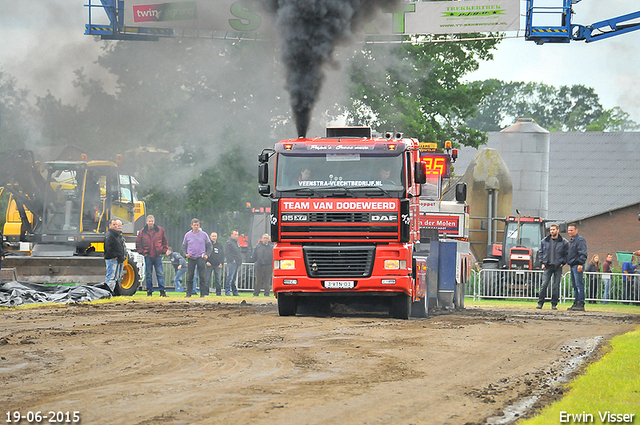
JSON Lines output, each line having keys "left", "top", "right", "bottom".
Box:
{"left": 262, "top": 0, "right": 402, "bottom": 137}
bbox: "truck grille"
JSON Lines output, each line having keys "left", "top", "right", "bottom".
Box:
{"left": 303, "top": 246, "right": 375, "bottom": 278}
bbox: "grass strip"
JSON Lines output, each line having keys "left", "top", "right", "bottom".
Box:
{"left": 520, "top": 327, "right": 640, "bottom": 424}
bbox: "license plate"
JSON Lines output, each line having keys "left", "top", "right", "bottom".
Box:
{"left": 323, "top": 280, "right": 355, "bottom": 289}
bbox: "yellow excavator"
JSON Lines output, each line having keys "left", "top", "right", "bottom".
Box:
{"left": 0, "top": 150, "right": 145, "bottom": 295}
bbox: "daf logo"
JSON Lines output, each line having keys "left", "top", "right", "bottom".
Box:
{"left": 371, "top": 214, "right": 398, "bottom": 222}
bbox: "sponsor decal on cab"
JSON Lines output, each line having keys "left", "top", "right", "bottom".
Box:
{"left": 281, "top": 199, "right": 398, "bottom": 212}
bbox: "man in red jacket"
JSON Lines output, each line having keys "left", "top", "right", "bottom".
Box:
{"left": 136, "top": 215, "right": 169, "bottom": 297}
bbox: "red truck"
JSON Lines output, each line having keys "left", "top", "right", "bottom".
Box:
{"left": 258, "top": 127, "right": 428, "bottom": 319}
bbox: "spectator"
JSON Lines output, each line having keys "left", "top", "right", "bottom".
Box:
{"left": 537, "top": 223, "right": 568, "bottom": 310}
{"left": 166, "top": 247, "right": 187, "bottom": 292}
{"left": 252, "top": 234, "right": 273, "bottom": 297}
{"left": 567, "top": 223, "right": 588, "bottom": 311}
{"left": 602, "top": 253, "right": 613, "bottom": 304}
{"left": 224, "top": 230, "right": 242, "bottom": 296}
{"left": 585, "top": 254, "right": 600, "bottom": 304}
{"left": 182, "top": 218, "right": 212, "bottom": 298}
{"left": 104, "top": 219, "right": 125, "bottom": 293}
{"left": 206, "top": 232, "right": 225, "bottom": 296}
{"left": 136, "top": 215, "right": 169, "bottom": 297}
{"left": 622, "top": 255, "right": 637, "bottom": 304}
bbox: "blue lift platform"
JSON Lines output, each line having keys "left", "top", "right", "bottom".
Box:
{"left": 525, "top": 0, "right": 640, "bottom": 44}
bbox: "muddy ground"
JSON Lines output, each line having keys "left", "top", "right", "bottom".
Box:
{"left": 1, "top": 300, "right": 638, "bottom": 425}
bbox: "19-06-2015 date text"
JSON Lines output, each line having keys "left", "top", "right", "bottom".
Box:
{"left": 6, "top": 411, "right": 80, "bottom": 423}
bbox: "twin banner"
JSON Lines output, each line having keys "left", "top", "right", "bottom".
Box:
{"left": 125, "top": 0, "right": 520, "bottom": 36}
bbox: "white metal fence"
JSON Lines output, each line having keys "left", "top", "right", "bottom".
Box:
{"left": 469, "top": 269, "right": 640, "bottom": 304}
{"left": 155, "top": 262, "right": 640, "bottom": 303}
{"left": 159, "top": 261, "right": 258, "bottom": 292}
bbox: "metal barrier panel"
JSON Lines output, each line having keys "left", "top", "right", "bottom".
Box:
{"left": 468, "top": 269, "right": 640, "bottom": 304}
{"left": 478, "top": 269, "right": 545, "bottom": 300}
{"left": 235, "top": 263, "right": 256, "bottom": 291}
{"left": 160, "top": 261, "right": 258, "bottom": 292}
{"left": 565, "top": 271, "right": 640, "bottom": 304}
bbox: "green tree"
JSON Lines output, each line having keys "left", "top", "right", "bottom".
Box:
{"left": 467, "top": 80, "right": 638, "bottom": 132}
{"left": 586, "top": 107, "right": 639, "bottom": 132}
{"left": 345, "top": 36, "right": 501, "bottom": 148}
{"left": 0, "top": 70, "right": 32, "bottom": 151}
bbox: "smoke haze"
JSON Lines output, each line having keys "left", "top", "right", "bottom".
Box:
{"left": 262, "top": 0, "right": 402, "bottom": 137}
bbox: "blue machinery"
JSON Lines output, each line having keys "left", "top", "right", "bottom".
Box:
{"left": 525, "top": 0, "right": 640, "bottom": 44}
{"left": 85, "top": 0, "right": 173, "bottom": 40}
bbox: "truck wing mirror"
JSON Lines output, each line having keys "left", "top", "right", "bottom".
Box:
{"left": 414, "top": 162, "right": 427, "bottom": 185}
{"left": 258, "top": 163, "right": 269, "bottom": 185}
{"left": 455, "top": 182, "right": 467, "bottom": 202}
{"left": 258, "top": 184, "right": 271, "bottom": 197}
{"left": 258, "top": 148, "right": 275, "bottom": 164}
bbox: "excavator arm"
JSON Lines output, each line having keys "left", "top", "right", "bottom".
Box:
{"left": 0, "top": 150, "right": 53, "bottom": 236}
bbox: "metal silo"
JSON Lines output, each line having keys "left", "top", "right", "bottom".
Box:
{"left": 496, "top": 118, "right": 550, "bottom": 218}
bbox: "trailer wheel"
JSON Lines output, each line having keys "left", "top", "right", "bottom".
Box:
{"left": 277, "top": 295, "right": 298, "bottom": 316}
{"left": 390, "top": 293, "right": 411, "bottom": 320}
{"left": 116, "top": 256, "right": 140, "bottom": 296}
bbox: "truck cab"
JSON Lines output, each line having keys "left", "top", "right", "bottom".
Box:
{"left": 258, "top": 127, "right": 427, "bottom": 318}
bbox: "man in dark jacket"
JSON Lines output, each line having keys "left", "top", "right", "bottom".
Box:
{"left": 224, "top": 230, "right": 242, "bottom": 296}
{"left": 104, "top": 219, "right": 125, "bottom": 292}
{"left": 136, "top": 215, "right": 169, "bottom": 297}
{"left": 205, "top": 232, "right": 225, "bottom": 296}
{"left": 252, "top": 234, "right": 273, "bottom": 297}
{"left": 567, "top": 223, "right": 588, "bottom": 311}
{"left": 537, "top": 224, "right": 569, "bottom": 310}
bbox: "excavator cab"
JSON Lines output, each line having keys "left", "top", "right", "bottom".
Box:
{"left": 2, "top": 153, "right": 145, "bottom": 256}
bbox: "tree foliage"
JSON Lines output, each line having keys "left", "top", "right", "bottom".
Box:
{"left": 0, "top": 70, "right": 32, "bottom": 151}
{"left": 345, "top": 36, "right": 500, "bottom": 148}
{"left": 466, "top": 79, "right": 639, "bottom": 132}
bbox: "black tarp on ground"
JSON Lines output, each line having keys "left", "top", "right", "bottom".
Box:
{"left": 0, "top": 281, "right": 113, "bottom": 307}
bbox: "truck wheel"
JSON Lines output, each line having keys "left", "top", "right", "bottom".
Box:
{"left": 411, "top": 296, "right": 428, "bottom": 318}
{"left": 390, "top": 293, "right": 411, "bottom": 320}
{"left": 278, "top": 295, "right": 298, "bottom": 316}
{"left": 116, "top": 257, "right": 140, "bottom": 296}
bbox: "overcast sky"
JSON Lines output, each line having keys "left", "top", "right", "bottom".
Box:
{"left": 468, "top": 0, "right": 640, "bottom": 123}
{"left": 1, "top": 0, "right": 639, "bottom": 123}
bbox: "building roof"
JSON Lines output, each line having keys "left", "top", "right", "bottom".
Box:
{"left": 454, "top": 131, "right": 640, "bottom": 222}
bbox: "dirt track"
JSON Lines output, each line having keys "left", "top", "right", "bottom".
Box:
{"left": 1, "top": 300, "right": 638, "bottom": 425}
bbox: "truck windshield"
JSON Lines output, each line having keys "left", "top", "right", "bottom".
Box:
{"left": 276, "top": 153, "right": 404, "bottom": 193}
{"left": 504, "top": 222, "right": 542, "bottom": 254}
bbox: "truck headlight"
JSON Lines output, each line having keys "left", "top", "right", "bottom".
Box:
{"left": 274, "top": 259, "right": 295, "bottom": 270}
{"left": 384, "top": 260, "right": 406, "bottom": 270}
